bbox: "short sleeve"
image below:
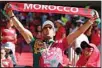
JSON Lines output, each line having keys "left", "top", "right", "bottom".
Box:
{"left": 29, "top": 37, "right": 36, "bottom": 47}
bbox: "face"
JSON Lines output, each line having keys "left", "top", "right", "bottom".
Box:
{"left": 5, "top": 48, "right": 11, "bottom": 53}
{"left": 37, "top": 25, "right": 42, "bottom": 32}
{"left": 1, "top": 49, "right": 6, "bottom": 58}
{"left": 83, "top": 48, "right": 92, "bottom": 57}
{"left": 55, "top": 22, "right": 60, "bottom": 28}
{"left": 42, "top": 24, "right": 55, "bottom": 40}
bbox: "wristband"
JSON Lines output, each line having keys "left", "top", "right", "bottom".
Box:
{"left": 10, "top": 16, "right": 15, "bottom": 19}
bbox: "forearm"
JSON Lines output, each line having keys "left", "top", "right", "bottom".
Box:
{"left": 67, "top": 21, "right": 92, "bottom": 45}
{"left": 12, "top": 17, "right": 33, "bottom": 43}
{"left": 11, "top": 16, "right": 25, "bottom": 33}
{"left": 77, "top": 22, "right": 92, "bottom": 35}
{"left": 8, "top": 12, "right": 33, "bottom": 44}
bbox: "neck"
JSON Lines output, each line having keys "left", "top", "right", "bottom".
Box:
{"left": 48, "top": 38, "right": 54, "bottom": 42}
{"left": 44, "top": 38, "right": 54, "bottom": 43}
{"left": 7, "top": 26, "right": 12, "bottom": 29}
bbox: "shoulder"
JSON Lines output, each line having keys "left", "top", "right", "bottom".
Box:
{"left": 60, "top": 27, "right": 65, "bottom": 30}
{"left": 29, "top": 37, "right": 36, "bottom": 46}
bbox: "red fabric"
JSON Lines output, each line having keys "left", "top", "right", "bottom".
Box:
{"left": 55, "top": 27, "right": 66, "bottom": 40}
{"left": 40, "top": 55, "right": 71, "bottom": 67}
{"left": 39, "top": 38, "right": 70, "bottom": 67}
{"left": 62, "top": 55, "right": 71, "bottom": 66}
{"left": 76, "top": 44, "right": 100, "bottom": 67}
{"left": 1, "top": 28, "right": 17, "bottom": 44}
{"left": 17, "top": 52, "right": 33, "bottom": 66}
{"left": 76, "top": 49, "right": 91, "bottom": 67}
{"left": 33, "top": 19, "right": 41, "bottom": 25}
{"left": 91, "top": 31, "right": 100, "bottom": 46}
{"left": 9, "top": 2, "right": 94, "bottom": 18}
{"left": 85, "top": 44, "right": 100, "bottom": 67}
{"left": 1, "top": 58, "right": 13, "bottom": 67}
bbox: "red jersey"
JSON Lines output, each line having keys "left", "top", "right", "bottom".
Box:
{"left": 38, "top": 38, "right": 70, "bottom": 67}
{"left": 55, "top": 27, "right": 66, "bottom": 40}
{"left": 1, "top": 28, "right": 17, "bottom": 44}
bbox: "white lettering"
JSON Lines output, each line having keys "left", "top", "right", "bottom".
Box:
{"left": 49, "top": 5, "right": 56, "bottom": 10}
{"left": 24, "top": 4, "right": 32, "bottom": 10}
{"left": 33, "top": 4, "right": 41, "bottom": 10}
{"left": 64, "top": 7, "right": 70, "bottom": 12}
{"left": 42, "top": 5, "right": 48, "bottom": 10}
{"left": 71, "top": 7, "right": 79, "bottom": 13}
{"left": 57, "top": 6, "right": 63, "bottom": 11}
{"left": 23, "top": 4, "right": 79, "bottom": 14}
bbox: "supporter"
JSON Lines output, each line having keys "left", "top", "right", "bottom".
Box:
{"left": 91, "top": 23, "right": 100, "bottom": 46}
{"left": 1, "top": 47, "right": 13, "bottom": 67}
{"left": 36, "top": 25, "right": 43, "bottom": 40}
{"left": 76, "top": 41, "right": 100, "bottom": 67}
{"left": 55, "top": 20, "right": 66, "bottom": 43}
{"left": 1, "top": 16, "right": 17, "bottom": 66}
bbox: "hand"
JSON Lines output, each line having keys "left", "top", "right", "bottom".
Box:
{"left": 4, "top": 3, "right": 9, "bottom": 10}
{"left": 4, "top": 3, "right": 14, "bottom": 17}
{"left": 89, "top": 10, "right": 100, "bottom": 24}
{"left": 4, "top": 3, "right": 11, "bottom": 12}
{"left": 88, "top": 15, "right": 98, "bottom": 24}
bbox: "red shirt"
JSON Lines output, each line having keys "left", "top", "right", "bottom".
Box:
{"left": 76, "top": 44, "right": 100, "bottom": 67}
{"left": 1, "top": 28, "right": 17, "bottom": 44}
{"left": 91, "top": 30, "right": 100, "bottom": 46}
{"left": 76, "top": 48, "right": 91, "bottom": 67}
{"left": 55, "top": 27, "right": 66, "bottom": 40}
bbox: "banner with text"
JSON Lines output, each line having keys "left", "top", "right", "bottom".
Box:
{"left": 9, "top": 2, "right": 95, "bottom": 18}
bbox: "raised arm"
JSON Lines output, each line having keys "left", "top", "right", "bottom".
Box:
{"left": 4, "top": 4, "right": 33, "bottom": 44}
{"left": 67, "top": 16, "right": 98, "bottom": 45}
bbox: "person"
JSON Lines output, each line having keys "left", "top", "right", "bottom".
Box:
{"left": 55, "top": 20, "right": 72, "bottom": 66}
{"left": 55, "top": 20, "right": 66, "bottom": 43}
{"left": 91, "top": 23, "right": 101, "bottom": 46}
{"left": 35, "top": 25, "right": 43, "bottom": 40}
{"left": 4, "top": 3, "right": 98, "bottom": 67}
{"left": 1, "top": 13, "right": 17, "bottom": 66}
{"left": 68, "top": 17, "right": 89, "bottom": 66}
{"left": 1, "top": 47, "right": 13, "bottom": 67}
{"left": 76, "top": 41, "right": 100, "bottom": 67}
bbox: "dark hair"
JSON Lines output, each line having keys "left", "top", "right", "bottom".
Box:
{"left": 75, "top": 47, "right": 82, "bottom": 55}
{"left": 80, "top": 41, "right": 92, "bottom": 49}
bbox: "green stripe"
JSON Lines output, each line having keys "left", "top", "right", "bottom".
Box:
{"left": 30, "top": 37, "right": 41, "bottom": 67}
{"left": 33, "top": 53, "right": 41, "bottom": 67}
